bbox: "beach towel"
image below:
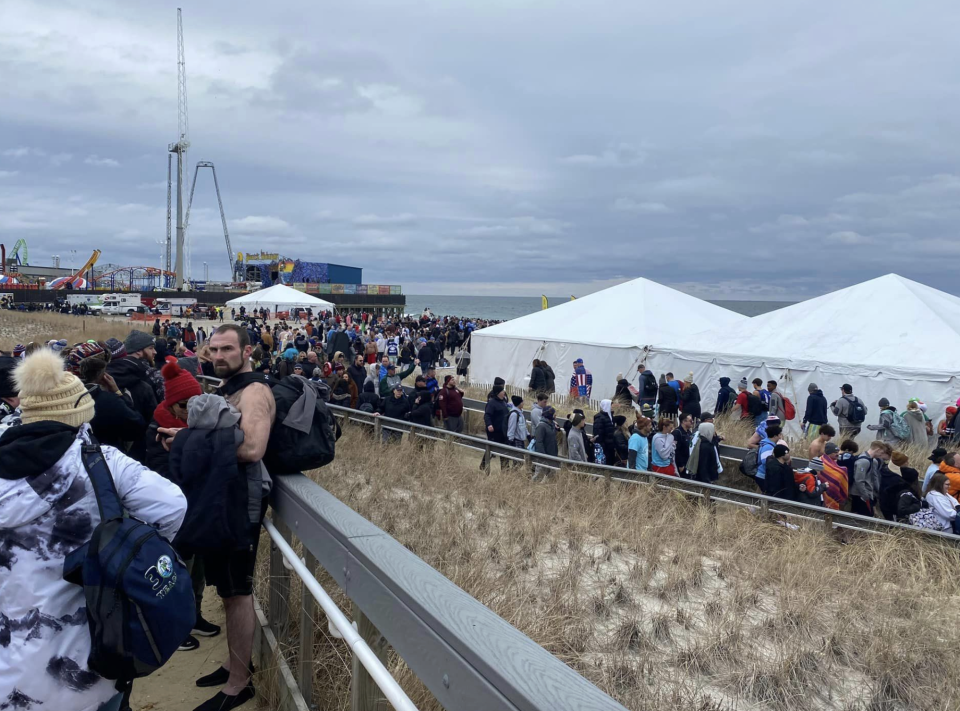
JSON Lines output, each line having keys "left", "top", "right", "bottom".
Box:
{"left": 818, "top": 455, "right": 849, "bottom": 511}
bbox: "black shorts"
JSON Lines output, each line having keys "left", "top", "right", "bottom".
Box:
{"left": 203, "top": 499, "right": 268, "bottom": 598}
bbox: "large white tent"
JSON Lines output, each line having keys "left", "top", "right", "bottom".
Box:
{"left": 225, "top": 284, "right": 335, "bottom": 312}
{"left": 645, "top": 274, "right": 960, "bottom": 438}
{"left": 470, "top": 278, "right": 748, "bottom": 400}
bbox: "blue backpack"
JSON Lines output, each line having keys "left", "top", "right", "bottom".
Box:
{"left": 64, "top": 436, "right": 195, "bottom": 684}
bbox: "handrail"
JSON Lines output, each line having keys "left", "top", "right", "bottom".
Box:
{"left": 269, "top": 472, "right": 630, "bottom": 711}
{"left": 262, "top": 518, "right": 419, "bottom": 711}
{"left": 327, "top": 404, "right": 960, "bottom": 544}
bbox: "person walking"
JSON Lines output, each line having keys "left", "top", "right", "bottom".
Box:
{"left": 106, "top": 331, "right": 159, "bottom": 462}
{"left": 765, "top": 444, "right": 798, "bottom": 501}
{"left": 529, "top": 359, "right": 547, "bottom": 394}
{"left": 923, "top": 447, "right": 948, "bottom": 492}
{"left": 569, "top": 358, "right": 593, "bottom": 401}
{"left": 867, "top": 398, "right": 904, "bottom": 445}
{"left": 923, "top": 473, "right": 960, "bottom": 532}
{"left": 657, "top": 374, "right": 679, "bottom": 420}
{"left": 806, "top": 424, "right": 836, "bottom": 459}
{"left": 532, "top": 406, "right": 559, "bottom": 480}
{"left": 802, "top": 383, "right": 829, "bottom": 439}
{"left": 438, "top": 375, "right": 465, "bottom": 432}
{"left": 678, "top": 373, "right": 701, "bottom": 421}
{"left": 637, "top": 364, "right": 658, "bottom": 410}
{"left": 507, "top": 395, "right": 529, "bottom": 455}
{"left": 628, "top": 417, "right": 652, "bottom": 470}
{"left": 715, "top": 377, "right": 736, "bottom": 414}
{"left": 850, "top": 441, "right": 892, "bottom": 518}
{"left": 686, "top": 421, "right": 722, "bottom": 483}
{"left": 540, "top": 361, "right": 556, "bottom": 394}
{"left": 481, "top": 384, "right": 510, "bottom": 471}
{"left": 0, "top": 349, "right": 187, "bottom": 711}
{"left": 672, "top": 413, "right": 696, "bottom": 477}
{"left": 567, "top": 413, "right": 588, "bottom": 463}
{"left": 593, "top": 399, "right": 617, "bottom": 465}
{"left": 816, "top": 442, "right": 849, "bottom": 511}
{"left": 651, "top": 418, "right": 678, "bottom": 475}
{"left": 903, "top": 400, "right": 929, "bottom": 445}
{"left": 530, "top": 392, "right": 549, "bottom": 431}
{"left": 765, "top": 380, "right": 786, "bottom": 421}
{"left": 174, "top": 324, "right": 276, "bottom": 710}
{"left": 831, "top": 384, "right": 866, "bottom": 439}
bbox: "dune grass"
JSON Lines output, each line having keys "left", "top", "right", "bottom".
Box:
{"left": 0, "top": 310, "right": 132, "bottom": 351}
{"left": 259, "top": 426, "right": 960, "bottom": 711}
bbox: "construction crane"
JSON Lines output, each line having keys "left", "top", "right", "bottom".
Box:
{"left": 184, "top": 161, "right": 236, "bottom": 281}
{"left": 165, "top": 154, "right": 172, "bottom": 275}
{"left": 167, "top": 8, "right": 189, "bottom": 289}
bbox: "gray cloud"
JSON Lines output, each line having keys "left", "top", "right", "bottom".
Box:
{"left": 2, "top": 0, "right": 960, "bottom": 298}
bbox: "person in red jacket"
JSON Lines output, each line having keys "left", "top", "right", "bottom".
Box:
{"left": 438, "top": 375, "right": 465, "bottom": 433}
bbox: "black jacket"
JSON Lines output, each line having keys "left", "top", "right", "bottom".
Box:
{"left": 88, "top": 385, "right": 146, "bottom": 451}
{"left": 614, "top": 379, "right": 633, "bottom": 408}
{"left": 657, "top": 383, "right": 678, "bottom": 413}
{"left": 613, "top": 429, "right": 629, "bottom": 464}
{"left": 105, "top": 357, "right": 158, "bottom": 461}
{"left": 803, "top": 390, "right": 829, "bottom": 426}
{"left": 417, "top": 345, "right": 436, "bottom": 364}
{"left": 765, "top": 457, "right": 796, "bottom": 501}
{"left": 672, "top": 426, "right": 694, "bottom": 473}
{"left": 679, "top": 384, "right": 701, "bottom": 418}
{"left": 409, "top": 385, "right": 434, "bottom": 427}
{"left": 529, "top": 366, "right": 546, "bottom": 392}
{"left": 593, "top": 411, "right": 616, "bottom": 452}
{"left": 382, "top": 392, "right": 411, "bottom": 420}
{"left": 716, "top": 378, "right": 736, "bottom": 413}
{"left": 483, "top": 396, "right": 509, "bottom": 441}
{"left": 347, "top": 363, "right": 367, "bottom": 393}
{"left": 639, "top": 371, "right": 658, "bottom": 400}
{"left": 357, "top": 381, "right": 381, "bottom": 412}
{"left": 879, "top": 467, "right": 920, "bottom": 521}
{"left": 542, "top": 365, "right": 556, "bottom": 393}
{"left": 692, "top": 436, "right": 720, "bottom": 483}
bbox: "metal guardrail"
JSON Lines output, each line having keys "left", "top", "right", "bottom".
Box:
{"left": 328, "top": 404, "right": 960, "bottom": 544}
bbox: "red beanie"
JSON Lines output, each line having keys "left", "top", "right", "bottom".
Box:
{"left": 161, "top": 356, "right": 202, "bottom": 407}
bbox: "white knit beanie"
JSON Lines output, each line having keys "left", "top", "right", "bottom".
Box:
{"left": 14, "top": 349, "right": 95, "bottom": 427}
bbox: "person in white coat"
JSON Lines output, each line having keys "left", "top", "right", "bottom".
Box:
{"left": 923, "top": 472, "right": 959, "bottom": 532}
{"left": 0, "top": 349, "right": 187, "bottom": 711}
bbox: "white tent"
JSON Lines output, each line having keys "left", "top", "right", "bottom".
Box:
{"left": 225, "top": 284, "right": 335, "bottom": 312}
{"left": 645, "top": 274, "right": 960, "bottom": 439}
{"left": 470, "top": 277, "right": 748, "bottom": 400}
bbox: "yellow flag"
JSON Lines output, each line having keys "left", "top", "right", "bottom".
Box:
{"left": 570, "top": 295, "right": 576, "bottom": 301}
{"left": 541, "top": 295, "right": 548, "bottom": 310}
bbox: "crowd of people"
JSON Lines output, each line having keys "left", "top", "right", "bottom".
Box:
{"left": 2, "top": 308, "right": 959, "bottom": 711}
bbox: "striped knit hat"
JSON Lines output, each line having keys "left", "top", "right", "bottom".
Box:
{"left": 14, "top": 349, "right": 94, "bottom": 427}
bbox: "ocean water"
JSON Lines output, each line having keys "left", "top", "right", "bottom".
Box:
{"left": 404, "top": 294, "right": 794, "bottom": 321}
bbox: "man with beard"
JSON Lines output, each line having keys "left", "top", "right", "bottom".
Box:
{"left": 106, "top": 330, "right": 159, "bottom": 462}
{"left": 162, "top": 324, "right": 275, "bottom": 710}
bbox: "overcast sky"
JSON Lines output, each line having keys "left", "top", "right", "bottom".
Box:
{"left": 3, "top": 0, "right": 960, "bottom": 299}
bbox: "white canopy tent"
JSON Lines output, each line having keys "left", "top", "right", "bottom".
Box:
{"left": 225, "top": 284, "right": 335, "bottom": 313}
{"left": 470, "top": 278, "right": 748, "bottom": 401}
{"left": 645, "top": 274, "right": 960, "bottom": 439}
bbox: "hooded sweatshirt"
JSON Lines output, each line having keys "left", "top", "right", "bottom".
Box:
{"left": 716, "top": 377, "right": 736, "bottom": 413}
{"left": 0, "top": 423, "right": 186, "bottom": 711}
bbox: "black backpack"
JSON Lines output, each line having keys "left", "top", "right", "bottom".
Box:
{"left": 642, "top": 373, "right": 658, "bottom": 397}
{"left": 64, "top": 436, "right": 195, "bottom": 684}
{"left": 746, "top": 392, "right": 763, "bottom": 416}
{"left": 844, "top": 395, "right": 866, "bottom": 424}
{"left": 264, "top": 375, "right": 338, "bottom": 474}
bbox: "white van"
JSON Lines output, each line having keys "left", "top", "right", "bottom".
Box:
{"left": 101, "top": 294, "right": 143, "bottom": 316}
{"left": 156, "top": 297, "right": 197, "bottom": 317}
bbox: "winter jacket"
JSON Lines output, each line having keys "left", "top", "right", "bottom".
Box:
{"left": 613, "top": 429, "right": 630, "bottom": 464}
{"left": 765, "top": 457, "right": 797, "bottom": 501}
{"left": 88, "top": 384, "right": 146, "bottom": 451}
{"left": 567, "top": 427, "right": 588, "bottom": 462}
{"left": 924, "top": 490, "right": 959, "bottom": 530}
{"left": 638, "top": 370, "right": 658, "bottom": 401}
{"left": 542, "top": 365, "right": 556, "bottom": 393}
{"left": 506, "top": 404, "right": 529, "bottom": 443}
{"left": 409, "top": 385, "right": 434, "bottom": 427}
{"left": 529, "top": 366, "right": 547, "bottom": 392}
{"left": 357, "top": 380, "right": 381, "bottom": 412}
{"left": 938, "top": 461, "right": 960, "bottom": 498}
{"left": 831, "top": 395, "right": 866, "bottom": 431}
{"left": 379, "top": 362, "right": 418, "bottom": 398}
{"left": 106, "top": 356, "right": 159, "bottom": 460}
{"left": 593, "top": 412, "right": 616, "bottom": 458}
{"left": 533, "top": 418, "right": 558, "bottom": 457}
{"left": 614, "top": 379, "right": 633, "bottom": 408}
{"left": 903, "top": 409, "right": 929, "bottom": 445}
{"left": 0, "top": 423, "right": 185, "bottom": 711}
{"left": 879, "top": 468, "right": 920, "bottom": 521}
{"left": 437, "top": 386, "right": 464, "bottom": 418}
{"left": 868, "top": 409, "right": 901, "bottom": 444}
{"left": 690, "top": 436, "right": 721, "bottom": 483}
{"left": 672, "top": 426, "right": 694, "bottom": 473}
{"left": 715, "top": 378, "right": 736, "bottom": 413}
{"left": 803, "top": 390, "right": 829, "bottom": 426}
{"left": 679, "top": 384, "right": 701, "bottom": 418}
{"left": 651, "top": 432, "right": 676, "bottom": 467}
{"left": 767, "top": 391, "right": 786, "bottom": 421}
{"left": 483, "top": 396, "right": 510, "bottom": 441}
{"left": 657, "top": 382, "right": 678, "bottom": 414}
{"left": 347, "top": 363, "right": 367, "bottom": 393}
{"left": 852, "top": 455, "right": 882, "bottom": 502}
{"left": 382, "top": 392, "right": 411, "bottom": 420}
{"left": 530, "top": 403, "right": 544, "bottom": 431}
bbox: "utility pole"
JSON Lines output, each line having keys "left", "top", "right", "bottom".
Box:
{"left": 167, "top": 8, "right": 189, "bottom": 289}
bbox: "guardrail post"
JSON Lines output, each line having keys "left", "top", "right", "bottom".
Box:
{"left": 823, "top": 513, "right": 834, "bottom": 534}
{"left": 373, "top": 416, "right": 382, "bottom": 443}
{"left": 269, "top": 517, "right": 292, "bottom": 647}
{"left": 482, "top": 443, "right": 491, "bottom": 472}
{"left": 759, "top": 498, "right": 770, "bottom": 518}
{"left": 298, "top": 549, "right": 318, "bottom": 707}
{"left": 350, "top": 602, "right": 389, "bottom": 711}
{"left": 523, "top": 450, "right": 532, "bottom": 469}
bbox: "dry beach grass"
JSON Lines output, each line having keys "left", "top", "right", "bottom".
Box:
{"left": 260, "top": 427, "right": 960, "bottom": 711}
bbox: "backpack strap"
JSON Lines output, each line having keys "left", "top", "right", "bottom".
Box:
{"left": 80, "top": 433, "right": 124, "bottom": 522}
